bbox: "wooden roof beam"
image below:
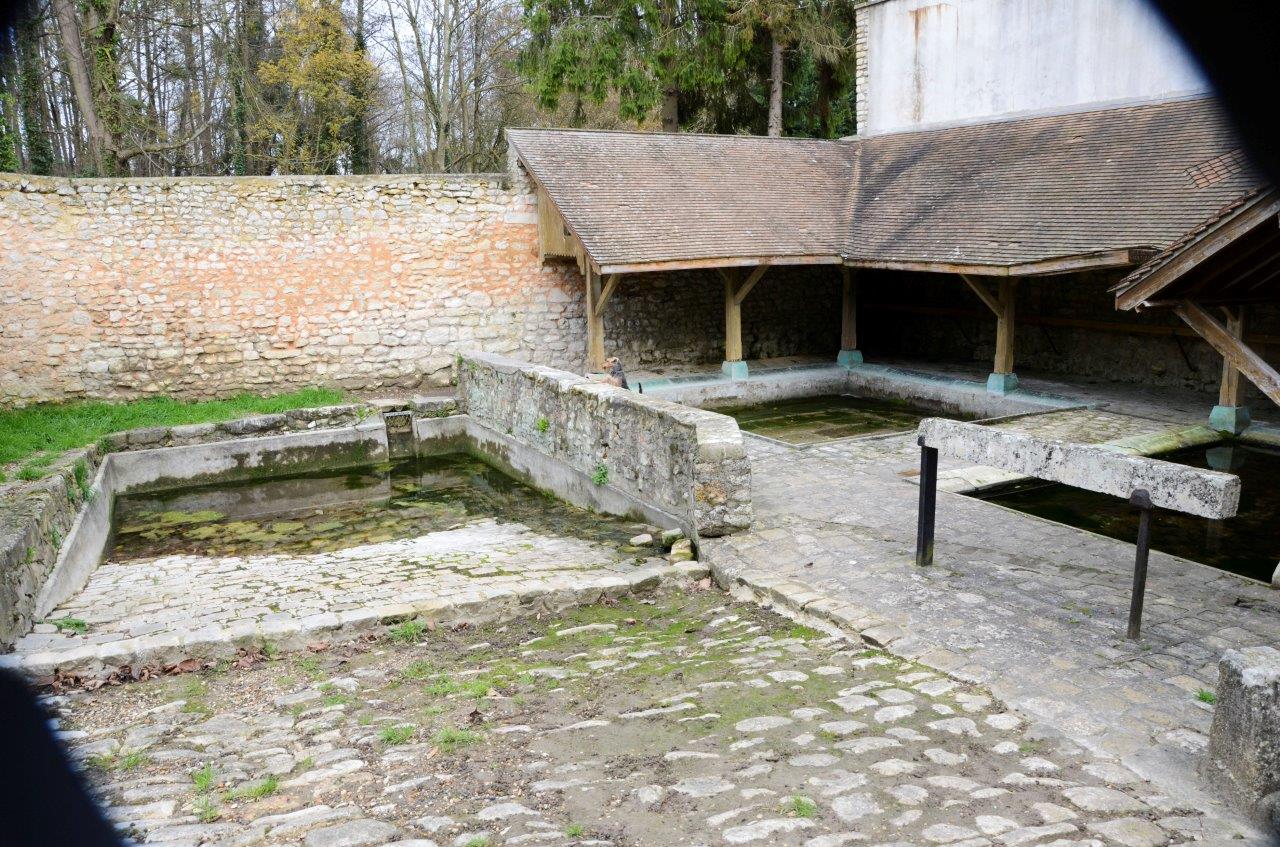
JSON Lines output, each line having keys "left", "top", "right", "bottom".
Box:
{"left": 1174, "top": 300, "right": 1280, "bottom": 407}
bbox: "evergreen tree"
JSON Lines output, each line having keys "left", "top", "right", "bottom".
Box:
{"left": 520, "top": 0, "right": 731, "bottom": 131}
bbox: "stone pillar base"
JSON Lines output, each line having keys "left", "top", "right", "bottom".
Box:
{"left": 721, "top": 360, "right": 749, "bottom": 380}
{"left": 1207, "top": 646, "right": 1280, "bottom": 829}
{"left": 986, "top": 372, "right": 1019, "bottom": 395}
{"left": 837, "top": 349, "right": 864, "bottom": 367}
{"left": 1210, "top": 405, "right": 1252, "bottom": 435}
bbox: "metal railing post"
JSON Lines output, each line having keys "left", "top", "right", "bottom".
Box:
{"left": 1127, "top": 489, "right": 1153, "bottom": 640}
{"left": 916, "top": 437, "right": 939, "bottom": 567}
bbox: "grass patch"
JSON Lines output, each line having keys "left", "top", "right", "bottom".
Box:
{"left": 432, "top": 726, "right": 482, "bottom": 752}
{"left": 1196, "top": 688, "right": 1217, "bottom": 704}
{"left": 566, "top": 824, "right": 585, "bottom": 837}
{"left": 388, "top": 620, "right": 428, "bottom": 643}
{"left": 401, "top": 660, "right": 436, "bottom": 680}
{"left": 90, "top": 751, "right": 149, "bottom": 772}
{"left": 379, "top": 725, "right": 415, "bottom": 745}
{"left": 225, "top": 775, "right": 279, "bottom": 801}
{"left": 47, "top": 617, "right": 88, "bottom": 634}
{"left": 788, "top": 795, "right": 818, "bottom": 818}
{"left": 464, "top": 838, "right": 489, "bottom": 847}
{"left": 0, "top": 388, "right": 346, "bottom": 468}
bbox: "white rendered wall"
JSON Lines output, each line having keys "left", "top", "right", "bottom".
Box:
{"left": 859, "top": 0, "right": 1210, "bottom": 135}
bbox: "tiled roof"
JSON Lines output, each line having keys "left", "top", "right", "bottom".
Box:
{"left": 506, "top": 129, "right": 853, "bottom": 271}
{"left": 508, "top": 97, "right": 1269, "bottom": 274}
{"left": 845, "top": 97, "right": 1264, "bottom": 269}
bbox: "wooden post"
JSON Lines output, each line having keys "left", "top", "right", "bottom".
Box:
{"left": 960, "top": 274, "right": 1018, "bottom": 393}
{"left": 585, "top": 267, "right": 605, "bottom": 370}
{"left": 723, "top": 268, "right": 744, "bottom": 375}
{"left": 1219, "top": 306, "right": 1246, "bottom": 406}
{"left": 838, "top": 267, "right": 862, "bottom": 366}
{"left": 994, "top": 279, "right": 1016, "bottom": 375}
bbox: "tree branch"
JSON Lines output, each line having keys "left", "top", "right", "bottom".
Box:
{"left": 114, "top": 116, "right": 214, "bottom": 167}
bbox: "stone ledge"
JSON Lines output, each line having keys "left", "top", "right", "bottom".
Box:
{"left": 6, "top": 563, "right": 697, "bottom": 681}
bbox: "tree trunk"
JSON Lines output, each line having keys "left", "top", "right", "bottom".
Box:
{"left": 50, "top": 0, "right": 111, "bottom": 173}
{"left": 817, "top": 62, "right": 833, "bottom": 138}
{"left": 661, "top": 88, "right": 678, "bottom": 132}
{"left": 18, "top": 13, "right": 55, "bottom": 174}
{"left": 767, "top": 30, "right": 783, "bottom": 137}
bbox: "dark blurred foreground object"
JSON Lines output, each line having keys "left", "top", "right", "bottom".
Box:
{"left": 1150, "top": 1, "right": 1280, "bottom": 186}
{"left": 0, "top": 669, "right": 124, "bottom": 846}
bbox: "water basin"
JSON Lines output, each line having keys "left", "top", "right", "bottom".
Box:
{"left": 715, "top": 394, "right": 971, "bottom": 445}
{"left": 110, "top": 453, "right": 642, "bottom": 562}
{"left": 974, "top": 441, "right": 1279, "bottom": 583}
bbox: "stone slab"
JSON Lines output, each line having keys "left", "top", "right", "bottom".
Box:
{"left": 918, "top": 418, "right": 1240, "bottom": 518}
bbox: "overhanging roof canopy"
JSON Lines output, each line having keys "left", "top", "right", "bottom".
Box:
{"left": 509, "top": 97, "right": 1267, "bottom": 276}
{"left": 506, "top": 129, "right": 852, "bottom": 274}
{"left": 1114, "top": 187, "right": 1280, "bottom": 310}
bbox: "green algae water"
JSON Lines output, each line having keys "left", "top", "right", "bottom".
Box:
{"left": 976, "top": 442, "right": 1280, "bottom": 583}
{"left": 718, "top": 394, "right": 969, "bottom": 444}
{"left": 110, "top": 454, "right": 642, "bottom": 561}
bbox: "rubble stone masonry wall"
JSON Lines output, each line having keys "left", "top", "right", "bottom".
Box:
{"left": 0, "top": 169, "right": 841, "bottom": 406}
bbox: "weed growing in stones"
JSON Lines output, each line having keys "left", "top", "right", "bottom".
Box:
{"left": 192, "top": 764, "right": 215, "bottom": 793}
{"left": 433, "top": 727, "right": 482, "bottom": 752}
{"left": 379, "top": 725, "right": 415, "bottom": 745}
{"left": 389, "top": 620, "right": 428, "bottom": 642}
{"left": 566, "top": 824, "right": 584, "bottom": 837}
{"left": 464, "top": 838, "right": 488, "bottom": 847}
{"left": 591, "top": 463, "right": 609, "bottom": 486}
{"left": 193, "top": 796, "right": 220, "bottom": 823}
{"left": 789, "top": 796, "right": 818, "bottom": 818}
{"left": 402, "top": 660, "right": 435, "bottom": 680}
{"left": 536, "top": 417, "right": 550, "bottom": 433}
{"left": 48, "top": 617, "right": 88, "bottom": 634}
{"left": 1196, "top": 689, "right": 1217, "bottom": 704}
{"left": 226, "top": 776, "right": 278, "bottom": 801}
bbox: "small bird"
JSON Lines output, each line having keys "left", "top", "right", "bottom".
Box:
{"left": 603, "top": 356, "right": 629, "bottom": 390}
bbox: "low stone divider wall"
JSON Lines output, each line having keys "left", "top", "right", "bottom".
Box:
{"left": 456, "top": 352, "right": 751, "bottom": 538}
{"left": 1207, "top": 646, "right": 1280, "bottom": 829}
{"left": 917, "top": 418, "right": 1240, "bottom": 518}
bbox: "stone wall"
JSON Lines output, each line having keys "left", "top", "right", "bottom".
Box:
{"left": 0, "top": 168, "right": 841, "bottom": 406}
{"left": 456, "top": 352, "right": 751, "bottom": 538}
{"left": 0, "top": 448, "right": 100, "bottom": 649}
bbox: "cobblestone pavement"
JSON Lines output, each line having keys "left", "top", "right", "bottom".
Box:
{"left": 703, "top": 409, "right": 1280, "bottom": 842}
{"left": 56, "top": 592, "right": 1210, "bottom": 847}
{"left": 13, "top": 520, "right": 684, "bottom": 678}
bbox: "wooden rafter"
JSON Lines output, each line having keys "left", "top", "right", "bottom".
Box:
{"left": 1175, "top": 301, "right": 1280, "bottom": 406}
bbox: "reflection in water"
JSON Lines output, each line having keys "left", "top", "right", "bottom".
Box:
{"left": 110, "top": 454, "right": 641, "bottom": 561}
{"left": 717, "top": 394, "right": 970, "bottom": 445}
{"left": 976, "top": 442, "right": 1280, "bottom": 583}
